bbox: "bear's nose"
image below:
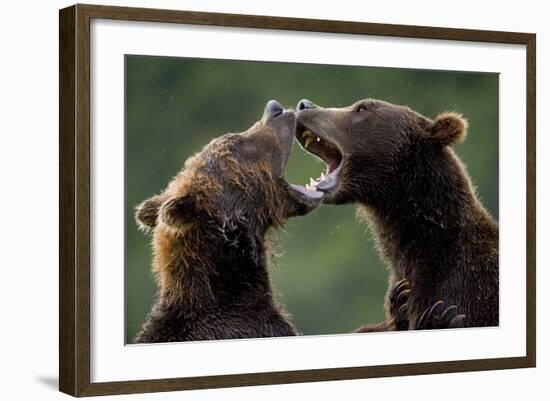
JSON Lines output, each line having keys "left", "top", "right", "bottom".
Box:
{"left": 297, "top": 99, "right": 317, "bottom": 111}
{"left": 264, "top": 99, "right": 284, "bottom": 120}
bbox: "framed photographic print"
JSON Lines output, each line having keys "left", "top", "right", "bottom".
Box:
{"left": 59, "top": 3, "right": 536, "bottom": 397}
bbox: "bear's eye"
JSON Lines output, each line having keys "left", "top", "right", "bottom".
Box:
{"left": 355, "top": 104, "right": 368, "bottom": 113}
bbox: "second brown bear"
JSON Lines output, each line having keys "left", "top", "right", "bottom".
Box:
{"left": 296, "top": 98, "right": 498, "bottom": 330}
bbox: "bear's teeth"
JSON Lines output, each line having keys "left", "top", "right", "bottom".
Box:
{"left": 304, "top": 137, "right": 313, "bottom": 149}
{"left": 309, "top": 177, "right": 317, "bottom": 187}
{"left": 302, "top": 130, "right": 313, "bottom": 138}
{"left": 316, "top": 136, "right": 321, "bottom": 142}
{"left": 320, "top": 172, "right": 326, "bottom": 181}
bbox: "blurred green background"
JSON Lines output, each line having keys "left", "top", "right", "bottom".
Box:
{"left": 125, "top": 55, "right": 498, "bottom": 343}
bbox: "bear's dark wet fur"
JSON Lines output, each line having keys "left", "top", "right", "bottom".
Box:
{"left": 296, "top": 99, "right": 498, "bottom": 329}
{"left": 135, "top": 101, "right": 321, "bottom": 343}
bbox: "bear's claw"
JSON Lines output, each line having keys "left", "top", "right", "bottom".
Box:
{"left": 389, "top": 279, "right": 411, "bottom": 330}
{"left": 416, "top": 300, "right": 466, "bottom": 330}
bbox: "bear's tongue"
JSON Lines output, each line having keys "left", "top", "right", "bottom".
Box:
{"left": 327, "top": 158, "right": 340, "bottom": 174}
{"left": 290, "top": 183, "right": 324, "bottom": 199}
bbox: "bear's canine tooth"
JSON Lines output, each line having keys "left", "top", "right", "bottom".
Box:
{"left": 304, "top": 137, "right": 313, "bottom": 149}
{"left": 320, "top": 172, "right": 326, "bottom": 180}
{"left": 309, "top": 177, "right": 317, "bottom": 187}
{"left": 316, "top": 136, "right": 321, "bottom": 142}
{"left": 302, "top": 130, "right": 313, "bottom": 138}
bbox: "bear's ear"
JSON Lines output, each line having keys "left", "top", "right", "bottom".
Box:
{"left": 428, "top": 112, "right": 468, "bottom": 145}
{"left": 135, "top": 194, "right": 165, "bottom": 232}
{"left": 158, "top": 195, "right": 197, "bottom": 230}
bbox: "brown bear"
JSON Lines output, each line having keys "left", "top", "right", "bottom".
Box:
{"left": 295, "top": 98, "right": 497, "bottom": 330}
{"left": 134, "top": 100, "right": 326, "bottom": 343}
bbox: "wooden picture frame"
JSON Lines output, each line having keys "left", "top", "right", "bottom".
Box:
{"left": 59, "top": 3, "right": 536, "bottom": 397}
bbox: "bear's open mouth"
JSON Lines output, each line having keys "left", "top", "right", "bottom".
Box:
{"left": 294, "top": 122, "right": 344, "bottom": 194}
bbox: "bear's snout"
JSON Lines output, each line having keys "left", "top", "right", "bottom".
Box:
{"left": 297, "top": 98, "right": 317, "bottom": 111}
{"left": 264, "top": 99, "right": 285, "bottom": 120}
